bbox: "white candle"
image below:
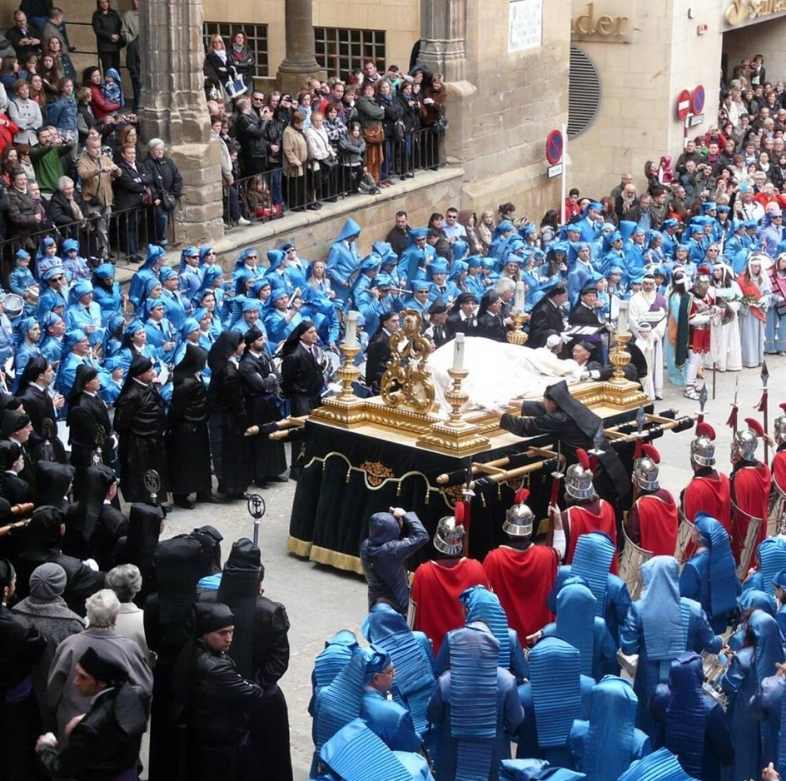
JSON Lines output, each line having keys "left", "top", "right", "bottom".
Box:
{"left": 452, "top": 332, "right": 465, "bottom": 371}
{"left": 514, "top": 281, "right": 525, "bottom": 313}
{"left": 345, "top": 310, "right": 359, "bottom": 346}
{"left": 617, "top": 300, "right": 630, "bottom": 334}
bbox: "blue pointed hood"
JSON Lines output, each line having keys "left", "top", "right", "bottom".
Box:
{"left": 759, "top": 537, "right": 786, "bottom": 597}
{"left": 460, "top": 585, "right": 512, "bottom": 669}
{"left": 336, "top": 218, "right": 361, "bottom": 243}
{"left": 751, "top": 609, "right": 785, "bottom": 683}
{"left": 583, "top": 676, "right": 637, "bottom": 781}
{"left": 555, "top": 583, "right": 596, "bottom": 677}
{"left": 664, "top": 652, "right": 707, "bottom": 778}
{"left": 638, "top": 556, "right": 685, "bottom": 661}
{"left": 313, "top": 629, "right": 359, "bottom": 690}
{"left": 529, "top": 637, "right": 581, "bottom": 748}
{"left": 319, "top": 719, "right": 412, "bottom": 781}
{"left": 571, "top": 533, "right": 614, "bottom": 616}
{"left": 618, "top": 747, "right": 698, "bottom": 781}
{"left": 694, "top": 514, "right": 738, "bottom": 617}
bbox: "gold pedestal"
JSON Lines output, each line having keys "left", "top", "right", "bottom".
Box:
{"left": 610, "top": 332, "right": 633, "bottom": 384}
{"left": 309, "top": 340, "right": 364, "bottom": 426}
{"left": 415, "top": 367, "right": 492, "bottom": 455}
{"left": 506, "top": 312, "right": 529, "bottom": 346}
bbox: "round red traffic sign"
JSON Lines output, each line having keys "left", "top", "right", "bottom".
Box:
{"left": 676, "top": 89, "right": 692, "bottom": 120}
{"left": 691, "top": 84, "right": 705, "bottom": 115}
{"left": 545, "top": 129, "right": 563, "bottom": 165}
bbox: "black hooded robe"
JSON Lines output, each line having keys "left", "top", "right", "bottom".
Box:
{"left": 168, "top": 345, "right": 212, "bottom": 499}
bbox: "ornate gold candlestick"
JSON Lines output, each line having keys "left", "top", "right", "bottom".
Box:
{"left": 445, "top": 367, "right": 470, "bottom": 426}
{"left": 610, "top": 332, "right": 632, "bottom": 384}
{"left": 335, "top": 341, "right": 361, "bottom": 402}
{"left": 506, "top": 312, "right": 529, "bottom": 346}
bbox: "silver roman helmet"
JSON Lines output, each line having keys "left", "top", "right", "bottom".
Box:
{"left": 503, "top": 488, "right": 535, "bottom": 537}
{"left": 774, "top": 402, "right": 786, "bottom": 446}
{"left": 633, "top": 443, "right": 660, "bottom": 492}
{"left": 732, "top": 417, "right": 765, "bottom": 463}
{"left": 690, "top": 421, "right": 717, "bottom": 468}
{"left": 565, "top": 449, "right": 595, "bottom": 501}
{"left": 433, "top": 508, "right": 465, "bottom": 556}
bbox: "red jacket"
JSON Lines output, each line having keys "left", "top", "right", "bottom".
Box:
{"left": 89, "top": 84, "right": 120, "bottom": 121}
{"left": 0, "top": 113, "right": 19, "bottom": 156}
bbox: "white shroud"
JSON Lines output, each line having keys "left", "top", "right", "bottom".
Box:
{"left": 427, "top": 337, "right": 584, "bottom": 415}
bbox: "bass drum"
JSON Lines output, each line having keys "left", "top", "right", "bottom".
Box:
{"left": 674, "top": 516, "right": 695, "bottom": 563}
{"left": 619, "top": 526, "right": 653, "bottom": 600}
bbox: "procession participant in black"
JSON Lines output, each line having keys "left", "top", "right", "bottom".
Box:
{"left": 527, "top": 281, "right": 568, "bottom": 348}
{"left": 216, "top": 538, "right": 293, "bottom": 781}
{"left": 476, "top": 290, "right": 509, "bottom": 342}
{"left": 67, "top": 363, "right": 115, "bottom": 477}
{"left": 2, "top": 406, "right": 37, "bottom": 491}
{"left": 35, "top": 646, "right": 149, "bottom": 781}
{"left": 15, "top": 506, "right": 105, "bottom": 614}
{"left": 168, "top": 344, "right": 213, "bottom": 509}
{"left": 172, "top": 602, "right": 265, "bottom": 781}
{"left": 500, "top": 379, "right": 631, "bottom": 507}
{"left": 0, "top": 558, "right": 47, "bottom": 781}
{"left": 17, "top": 355, "right": 66, "bottom": 463}
{"left": 281, "top": 319, "right": 324, "bottom": 416}
{"left": 207, "top": 331, "right": 250, "bottom": 500}
{"left": 63, "top": 465, "right": 126, "bottom": 569}
{"left": 365, "top": 311, "right": 399, "bottom": 395}
{"left": 113, "top": 355, "right": 169, "bottom": 504}
{"left": 144, "top": 534, "right": 206, "bottom": 781}
{"left": 239, "top": 327, "right": 287, "bottom": 487}
{"left": 0, "top": 439, "right": 32, "bottom": 506}
{"left": 35, "top": 461, "right": 75, "bottom": 509}
{"left": 446, "top": 292, "right": 478, "bottom": 339}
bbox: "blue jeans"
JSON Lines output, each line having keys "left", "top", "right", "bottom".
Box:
{"left": 270, "top": 168, "right": 284, "bottom": 206}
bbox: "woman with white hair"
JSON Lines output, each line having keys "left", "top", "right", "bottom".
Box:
{"left": 106, "top": 563, "right": 150, "bottom": 659}
{"left": 47, "top": 588, "right": 153, "bottom": 737}
{"left": 143, "top": 138, "right": 182, "bottom": 247}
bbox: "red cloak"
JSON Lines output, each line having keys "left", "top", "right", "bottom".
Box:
{"left": 772, "top": 450, "right": 786, "bottom": 496}
{"left": 410, "top": 558, "right": 489, "bottom": 654}
{"left": 682, "top": 473, "right": 732, "bottom": 531}
{"left": 731, "top": 463, "right": 772, "bottom": 564}
{"left": 634, "top": 491, "right": 679, "bottom": 555}
{"left": 483, "top": 544, "right": 558, "bottom": 640}
{"left": 565, "top": 500, "right": 619, "bottom": 572}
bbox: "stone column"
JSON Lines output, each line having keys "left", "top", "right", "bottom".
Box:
{"left": 139, "top": 0, "right": 224, "bottom": 244}
{"left": 418, "top": 0, "right": 467, "bottom": 82}
{"left": 276, "top": 0, "right": 325, "bottom": 93}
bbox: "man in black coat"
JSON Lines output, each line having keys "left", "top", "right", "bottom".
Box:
{"left": 476, "top": 291, "right": 509, "bottom": 342}
{"left": 67, "top": 364, "right": 115, "bottom": 472}
{"left": 173, "top": 602, "right": 265, "bottom": 781}
{"left": 446, "top": 293, "right": 478, "bottom": 339}
{"left": 240, "top": 327, "right": 286, "bottom": 486}
{"left": 142, "top": 139, "right": 183, "bottom": 246}
{"left": 6, "top": 10, "right": 41, "bottom": 61}
{"left": 365, "top": 310, "right": 400, "bottom": 394}
{"left": 280, "top": 320, "right": 324, "bottom": 416}
{"left": 168, "top": 344, "right": 212, "bottom": 509}
{"left": 568, "top": 282, "right": 607, "bottom": 363}
{"left": 235, "top": 96, "right": 269, "bottom": 177}
{"left": 0, "top": 557, "right": 46, "bottom": 781}
{"left": 527, "top": 282, "right": 568, "bottom": 348}
{"left": 385, "top": 211, "right": 410, "bottom": 257}
{"left": 36, "top": 646, "right": 149, "bottom": 780}
{"left": 216, "top": 539, "right": 293, "bottom": 781}
{"left": 18, "top": 356, "right": 66, "bottom": 463}
{"left": 113, "top": 355, "right": 168, "bottom": 504}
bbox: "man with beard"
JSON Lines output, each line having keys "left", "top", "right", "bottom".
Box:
{"left": 240, "top": 327, "right": 287, "bottom": 486}
{"left": 216, "top": 539, "right": 293, "bottom": 781}
{"left": 168, "top": 344, "right": 212, "bottom": 509}
{"left": 113, "top": 355, "right": 168, "bottom": 504}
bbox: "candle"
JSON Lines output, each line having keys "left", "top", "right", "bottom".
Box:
{"left": 345, "top": 310, "right": 359, "bottom": 346}
{"left": 514, "top": 281, "right": 525, "bottom": 313}
{"left": 452, "top": 332, "right": 465, "bottom": 371}
{"left": 617, "top": 300, "right": 630, "bottom": 334}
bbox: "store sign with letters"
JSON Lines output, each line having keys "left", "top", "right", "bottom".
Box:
{"left": 571, "top": 1, "right": 633, "bottom": 42}
{"left": 724, "top": 0, "right": 786, "bottom": 26}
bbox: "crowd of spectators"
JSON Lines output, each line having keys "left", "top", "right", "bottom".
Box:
{"left": 204, "top": 45, "right": 447, "bottom": 225}
{"left": 0, "top": 1, "right": 182, "bottom": 262}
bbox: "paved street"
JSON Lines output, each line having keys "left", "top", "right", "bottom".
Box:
{"left": 158, "top": 356, "right": 784, "bottom": 780}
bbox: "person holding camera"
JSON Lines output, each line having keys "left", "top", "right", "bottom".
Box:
{"left": 77, "top": 134, "right": 120, "bottom": 259}
{"left": 359, "top": 507, "right": 428, "bottom": 616}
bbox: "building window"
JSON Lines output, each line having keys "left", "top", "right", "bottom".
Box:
{"left": 314, "top": 27, "right": 386, "bottom": 81}
{"left": 203, "top": 22, "right": 269, "bottom": 79}
{"left": 567, "top": 45, "right": 601, "bottom": 138}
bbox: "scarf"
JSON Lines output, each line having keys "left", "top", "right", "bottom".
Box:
{"left": 738, "top": 272, "right": 767, "bottom": 321}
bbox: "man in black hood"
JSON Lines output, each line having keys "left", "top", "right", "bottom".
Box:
{"left": 217, "top": 538, "right": 293, "bottom": 780}
{"left": 113, "top": 355, "right": 168, "bottom": 504}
